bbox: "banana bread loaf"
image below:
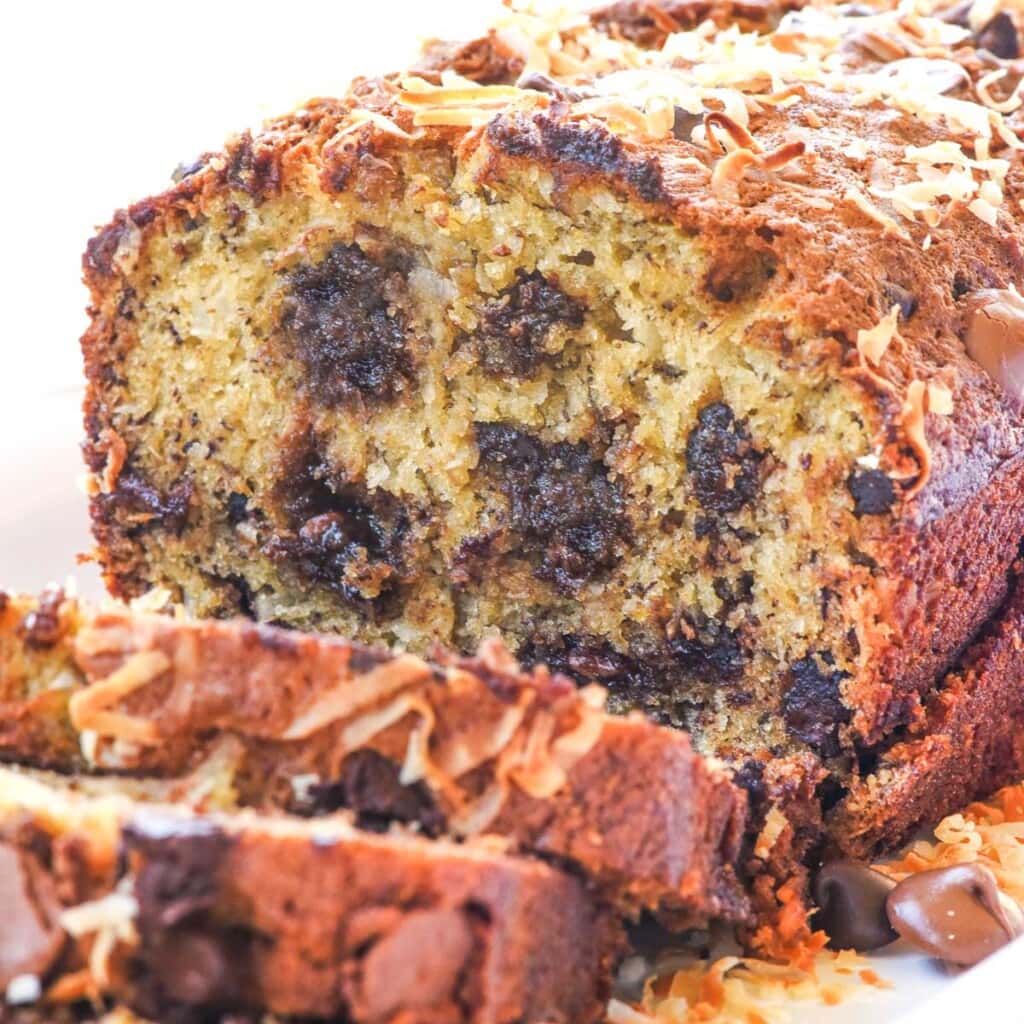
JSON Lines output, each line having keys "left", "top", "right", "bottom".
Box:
{"left": 0, "top": 588, "right": 749, "bottom": 929}
{"left": 0, "top": 767, "right": 620, "bottom": 1023}
{"left": 80, "top": 0, "right": 1024, "bottom": 857}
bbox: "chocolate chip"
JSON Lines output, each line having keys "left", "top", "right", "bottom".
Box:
{"left": 668, "top": 610, "right": 745, "bottom": 682}
{"left": 712, "top": 572, "right": 755, "bottom": 610}
{"left": 886, "top": 863, "right": 1024, "bottom": 966}
{"left": 847, "top": 469, "right": 896, "bottom": 517}
{"left": 125, "top": 813, "right": 233, "bottom": 930}
{"left": 519, "top": 634, "right": 648, "bottom": 691}
{"left": 782, "top": 653, "right": 851, "bottom": 757}
{"left": 813, "top": 862, "right": 898, "bottom": 952}
{"left": 0, "top": 842, "right": 66, "bottom": 988}
{"left": 474, "top": 424, "right": 629, "bottom": 593}
{"left": 964, "top": 288, "right": 1024, "bottom": 409}
{"left": 295, "top": 749, "right": 445, "bottom": 836}
{"left": 226, "top": 492, "right": 250, "bottom": 525}
{"left": 486, "top": 113, "right": 665, "bottom": 205}
{"left": 671, "top": 107, "right": 702, "bottom": 141}
{"left": 278, "top": 243, "right": 415, "bottom": 407}
{"left": 223, "top": 131, "right": 281, "bottom": 201}
{"left": 99, "top": 471, "right": 193, "bottom": 535}
{"left": 882, "top": 281, "right": 918, "bottom": 321}
{"left": 150, "top": 927, "right": 245, "bottom": 1006}
{"left": 976, "top": 11, "right": 1020, "bottom": 59}
{"left": 519, "top": 622, "right": 743, "bottom": 721}
{"left": 266, "top": 437, "right": 408, "bottom": 607}
{"left": 685, "top": 402, "right": 764, "bottom": 516}
{"left": 515, "top": 70, "right": 586, "bottom": 103}
{"left": 473, "top": 271, "right": 584, "bottom": 378}
{"left": 18, "top": 586, "right": 66, "bottom": 649}
{"left": 171, "top": 158, "right": 206, "bottom": 183}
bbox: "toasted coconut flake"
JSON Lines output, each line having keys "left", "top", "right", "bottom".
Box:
{"left": 857, "top": 305, "right": 901, "bottom": 367}
{"left": 399, "top": 75, "right": 526, "bottom": 104}
{"left": 340, "top": 693, "right": 423, "bottom": 750}
{"left": 508, "top": 709, "right": 567, "bottom": 799}
{"left": 880, "top": 778, "right": 1024, "bottom": 907}
{"left": 632, "top": 944, "right": 881, "bottom": 1024}
{"left": 60, "top": 890, "right": 138, "bottom": 941}
{"left": 927, "top": 380, "right": 954, "bottom": 415}
{"left": 60, "top": 881, "right": 139, "bottom": 993}
{"left": 68, "top": 651, "right": 170, "bottom": 745}
{"left": 844, "top": 188, "right": 912, "bottom": 241}
{"left": 976, "top": 69, "right": 1023, "bottom": 115}
{"left": 433, "top": 685, "right": 533, "bottom": 778}
{"left": 710, "top": 148, "right": 762, "bottom": 199}
{"left": 335, "top": 109, "right": 417, "bottom": 141}
{"left": 704, "top": 111, "right": 761, "bottom": 153}
{"left": 969, "top": 195, "right": 1000, "bottom": 226}
{"left": 98, "top": 431, "right": 127, "bottom": 495}
{"left": 127, "top": 588, "right": 176, "bottom": 616}
{"left": 574, "top": 97, "right": 657, "bottom": 136}
{"left": 899, "top": 379, "right": 932, "bottom": 499}
{"left": 412, "top": 108, "right": 502, "bottom": 129}
{"left": 449, "top": 779, "right": 507, "bottom": 837}
{"left": 551, "top": 690, "right": 606, "bottom": 769}
{"left": 397, "top": 695, "right": 439, "bottom": 787}
{"left": 754, "top": 806, "right": 789, "bottom": 860}
{"left": 281, "top": 654, "right": 433, "bottom": 740}
{"left": 761, "top": 139, "right": 806, "bottom": 172}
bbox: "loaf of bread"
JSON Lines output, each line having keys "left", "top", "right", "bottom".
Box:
{"left": 0, "top": 767, "right": 620, "bottom": 1022}
{"left": 0, "top": 587, "right": 750, "bottom": 929}
{"left": 80, "top": 0, "right": 1024, "bottom": 862}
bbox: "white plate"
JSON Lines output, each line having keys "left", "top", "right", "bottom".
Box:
{"left": 2, "top": 386, "right": 1022, "bottom": 1023}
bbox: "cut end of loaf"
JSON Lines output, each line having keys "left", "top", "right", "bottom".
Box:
{"left": 81, "top": 122, "right": 890, "bottom": 771}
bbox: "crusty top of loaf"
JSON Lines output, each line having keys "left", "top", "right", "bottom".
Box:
{"left": 85, "top": 0, "right": 1024, "bottom": 523}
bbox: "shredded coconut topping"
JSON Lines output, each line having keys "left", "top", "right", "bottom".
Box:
{"left": 614, "top": 947, "right": 888, "bottom": 1024}
{"left": 384, "top": 0, "right": 1024, "bottom": 239}
{"left": 857, "top": 305, "right": 901, "bottom": 367}
{"left": 68, "top": 650, "right": 171, "bottom": 745}
{"left": 881, "top": 778, "right": 1024, "bottom": 907}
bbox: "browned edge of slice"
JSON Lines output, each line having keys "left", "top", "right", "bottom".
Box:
{"left": 828, "top": 552, "right": 1024, "bottom": 860}
{"left": 0, "top": 590, "right": 750, "bottom": 930}
{"left": 0, "top": 772, "right": 622, "bottom": 1024}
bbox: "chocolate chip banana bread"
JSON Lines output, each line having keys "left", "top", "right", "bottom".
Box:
{"left": 0, "top": 588, "right": 749, "bottom": 929}
{"left": 81, "top": 0, "right": 1024, "bottom": 850}
{"left": 0, "top": 768, "right": 620, "bottom": 1023}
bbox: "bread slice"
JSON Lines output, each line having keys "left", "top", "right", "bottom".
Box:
{"left": 0, "top": 588, "right": 749, "bottom": 929}
{"left": 0, "top": 767, "right": 620, "bottom": 1023}
{"left": 80, "top": 2, "right": 1024, "bottom": 833}
{"left": 831, "top": 552, "right": 1024, "bottom": 858}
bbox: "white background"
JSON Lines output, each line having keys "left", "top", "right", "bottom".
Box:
{"left": 0, "top": 0, "right": 495, "bottom": 588}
